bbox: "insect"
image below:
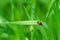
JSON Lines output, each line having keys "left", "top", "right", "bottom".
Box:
{"left": 37, "top": 21, "right": 42, "bottom": 25}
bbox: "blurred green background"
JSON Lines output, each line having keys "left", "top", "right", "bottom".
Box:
{"left": 0, "top": 0, "right": 60, "bottom": 40}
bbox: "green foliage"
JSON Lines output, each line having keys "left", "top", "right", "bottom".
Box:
{"left": 0, "top": 0, "right": 60, "bottom": 40}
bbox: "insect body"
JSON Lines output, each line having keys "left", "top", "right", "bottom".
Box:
{"left": 37, "top": 21, "right": 42, "bottom": 25}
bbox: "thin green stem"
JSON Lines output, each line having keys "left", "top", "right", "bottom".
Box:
{"left": 45, "top": 0, "right": 55, "bottom": 21}
{"left": 23, "top": 6, "right": 31, "bottom": 19}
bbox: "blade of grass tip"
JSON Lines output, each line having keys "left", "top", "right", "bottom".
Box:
{"left": 34, "top": 13, "right": 50, "bottom": 30}
{"left": 23, "top": 6, "right": 31, "bottom": 19}
{"left": 45, "top": 0, "right": 55, "bottom": 21}
{"left": 34, "top": 15, "right": 50, "bottom": 40}
{"left": 42, "top": 22, "right": 51, "bottom": 30}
